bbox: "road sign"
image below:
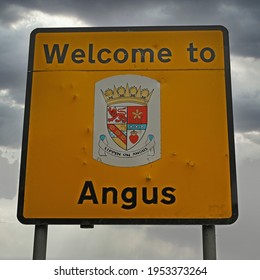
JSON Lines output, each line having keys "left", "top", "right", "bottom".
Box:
{"left": 17, "top": 26, "right": 238, "bottom": 225}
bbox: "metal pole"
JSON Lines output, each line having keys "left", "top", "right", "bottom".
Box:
{"left": 202, "top": 225, "right": 217, "bottom": 260}
{"left": 33, "top": 224, "right": 48, "bottom": 260}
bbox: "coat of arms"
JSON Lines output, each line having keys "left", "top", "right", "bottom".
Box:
{"left": 93, "top": 75, "right": 161, "bottom": 167}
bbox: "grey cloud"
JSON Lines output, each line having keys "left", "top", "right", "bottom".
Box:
{"left": 0, "top": 155, "right": 19, "bottom": 199}
{"left": 235, "top": 102, "right": 260, "bottom": 132}
{"left": 47, "top": 225, "right": 201, "bottom": 259}
{"left": 218, "top": 158, "right": 260, "bottom": 259}
{"left": 0, "top": 26, "right": 29, "bottom": 104}
{"left": 231, "top": 56, "right": 260, "bottom": 134}
{"left": 0, "top": 1, "right": 259, "bottom": 58}
{"left": 145, "top": 225, "right": 202, "bottom": 252}
{"left": 0, "top": 103, "right": 23, "bottom": 147}
{"left": 0, "top": 0, "right": 259, "bottom": 107}
{"left": 244, "top": 133, "right": 260, "bottom": 146}
{"left": 233, "top": 94, "right": 260, "bottom": 133}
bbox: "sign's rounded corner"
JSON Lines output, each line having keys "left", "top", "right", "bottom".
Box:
{"left": 227, "top": 210, "right": 239, "bottom": 224}
{"left": 17, "top": 213, "right": 30, "bottom": 225}
{"left": 30, "top": 28, "right": 42, "bottom": 38}
{"left": 216, "top": 25, "right": 229, "bottom": 36}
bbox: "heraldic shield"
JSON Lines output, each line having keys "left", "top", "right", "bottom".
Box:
{"left": 93, "top": 75, "right": 161, "bottom": 167}
{"left": 107, "top": 104, "right": 147, "bottom": 151}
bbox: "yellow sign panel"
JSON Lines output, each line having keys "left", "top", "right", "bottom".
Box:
{"left": 18, "top": 26, "right": 238, "bottom": 225}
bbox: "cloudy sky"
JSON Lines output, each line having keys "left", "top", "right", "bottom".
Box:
{"left": 0, "top": 0, "right": 260, "bottom": 260}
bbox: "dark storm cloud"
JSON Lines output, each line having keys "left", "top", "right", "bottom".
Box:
{"left": 231, "top": 56, "right": 260, "bottom": 134}
{"left": 0, "top": 0, "right": 259, "bottom": 145}
{"left": 0, "top": 0, "right": 259, "bottom": 150}
{"left": 0, "top": 27, "right": 28, "bottom": 104}
{"left": 0, "top": 0, "right": 260, "bottom": 58}
{"left": 233, "top": 94, "right": 260, "bottom": 132}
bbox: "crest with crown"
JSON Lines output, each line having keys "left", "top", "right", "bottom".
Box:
{"left": 101, "top": 84, "right": 153, "bottom": 106}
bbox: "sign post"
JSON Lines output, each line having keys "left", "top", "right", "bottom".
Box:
{"left": 202, "top": 225, "right": 217, "bottom": 260}
{"left": 18, "top": 26, "right": 238, "bottom": 258}
{"left": 32, "top": 224, "right": 48, "bottom": 260}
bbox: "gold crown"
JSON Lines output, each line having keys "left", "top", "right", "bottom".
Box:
{"left": 101, "top": 84, "right": 153, "bottom": 105}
